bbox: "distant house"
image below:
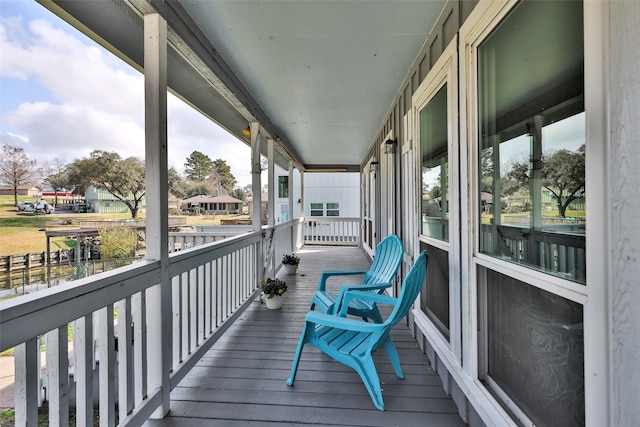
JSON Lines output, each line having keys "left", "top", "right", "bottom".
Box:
{"left": 85, "top": 185, "right": 146, "bottom": 214}
{"left": 273, "top": 170, "right": 360, "bottom": 223}
{"left": 0, "top": 184, "right": 42, "bottom": 197}
{"left": 182, "top": 194, "right": 243, "bottom": 214}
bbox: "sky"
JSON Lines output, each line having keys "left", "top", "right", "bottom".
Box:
{"left": 0, "top": 0, "right": 253, "bottom": 188}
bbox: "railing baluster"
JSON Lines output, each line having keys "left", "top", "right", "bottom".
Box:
{"left": 14, "top": 339, "right": 39, "bottom": 426}
{"left": 97, "top": 304, "right": 115, "bottom": 427}
{"left": 75, "top": 314, "right": 94, "bottom": 426}
{"left": 46, "top": 325, "right": 69, "bottom": 426}
{"left": 116, "top": 297, "right": 134, "bottom": 420}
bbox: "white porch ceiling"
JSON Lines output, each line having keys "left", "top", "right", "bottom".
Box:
{"left": 39, "top": 0, "right": 447, "bottom": 171}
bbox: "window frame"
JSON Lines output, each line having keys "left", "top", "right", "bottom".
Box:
{"left": 459, "top": 0, "right": 606, "bottom": 424}
{"left": 411, "top": 37, "right": 461, "bottom": 360}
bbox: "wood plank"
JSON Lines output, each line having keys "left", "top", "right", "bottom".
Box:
{"left": 145, "top": 246, "right": 465, "bottom": 426}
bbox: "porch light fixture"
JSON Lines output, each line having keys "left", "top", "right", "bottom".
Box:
{"left": 370, "top": 161, "right": 379, "bottom": 172}
{"left": 242, "top": 126, "right": 251, "bottom": 137}
{"left": 384, "top": 138, "right": 397, "bottom": 154}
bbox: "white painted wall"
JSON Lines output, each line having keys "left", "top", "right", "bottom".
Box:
{"left": 273, "top": 168, "right": 360, "bottom": 223}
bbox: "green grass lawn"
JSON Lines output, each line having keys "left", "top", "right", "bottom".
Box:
{"left": 0, "top": 195, "right": 250, "bottom": 256}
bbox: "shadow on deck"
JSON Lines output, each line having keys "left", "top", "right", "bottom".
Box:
{"left": 144, "top": 246, "right": 466, "bottom": 426}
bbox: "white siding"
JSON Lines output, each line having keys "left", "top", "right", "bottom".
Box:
{"left": 610, "top": 2, "right": 640, "bottom": 425}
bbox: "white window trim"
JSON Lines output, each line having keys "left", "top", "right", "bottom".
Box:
{"left": 455, "top": 1, "right": 608, "bottom": 426}
{"left": 412, "top": 37, "right": 462, "bottom": 362}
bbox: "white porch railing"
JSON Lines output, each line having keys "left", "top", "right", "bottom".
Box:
{"left": 302, "top": 217, "right": 360, "bottom": 246}
{"left": 0, "top": 221, "right": 302, "bottom": 426}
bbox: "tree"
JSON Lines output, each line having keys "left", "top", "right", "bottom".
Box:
{"left": 44, "top": 158, "right": 71, "bottom": 206}
{"left": 0, "top": 144, "right": 41, "bottom": 207}
{"left": 184, "top": 181, "right": 216, "bottom": 198}
{"left": 230, "top": 188, "right": 246, "bottom": 201}
{"left": 507, "top": 145, "right": 585, "bottom": 218}
{"left": 211, "top": 159, "right": 237, "bottom": 194}
{"left": 184, "top": 151, "right": 213, "bottom": 182}
{"left": 168, "top": 166, "right": 187, "bottom": 199}
{"left": 68, "top": 150, "right": 146, "bottom": 218}
{"left": 99, "top": 228, "right": 138, "bottom": 261}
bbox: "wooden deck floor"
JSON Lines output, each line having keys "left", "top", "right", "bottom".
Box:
{"left": 144, "top": 246, "right": 466, "bottom": 426}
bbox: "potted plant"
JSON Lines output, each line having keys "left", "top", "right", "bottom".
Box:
{"left": 282, "top": 253, "right": 300, "bottom": 274}
{"left": 260, "top": 277, "right": 288, "bottom": 309}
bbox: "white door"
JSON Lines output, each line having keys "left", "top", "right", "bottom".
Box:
{"left": 362, "top": 161, "right": 377, "bottom": 257}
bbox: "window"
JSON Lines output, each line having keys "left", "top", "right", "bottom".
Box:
{"left": 484, "top": 268, "right": 584, "bottom": 426}
{"left": 476, "top": 2, "right": 585, "bottom": 425}
{"left": 278, "top": 176, "right": 289, "bottom": 198}
{"left": 420, "top": 85, "right": 449, "bottom": 241}
{"left": 420, "top": 242, "right": 449, "bottom": 337}
{"left": 309, "top": 202, "right": 340, "bottom": 217}
{"left": 310, "top": 203, "right": 323, "bottom": 216}
{"left": 478, "top": 0, "right": 585, "bottom": 284}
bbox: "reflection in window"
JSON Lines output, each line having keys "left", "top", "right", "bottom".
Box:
{"left": 478, "top": 0, "right": 585, "bottom": 284}
{"left": 278, "top": 176, "right": 288, "bottom": 198}
{"left": 420, "top": 85, "right": 449, "bottom": 241}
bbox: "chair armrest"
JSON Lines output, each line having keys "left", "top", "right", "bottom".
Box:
{"left": 338, "top": 291, "right": 398, "bottom": 317}
{"left": 305, "top": 311, "right": 383, "bottom": 333}
{"left": 331, "top": 282, "right": 392, "bottom": 314}
{"left": 317, "top": 270, "right": 369, "bottom": 291}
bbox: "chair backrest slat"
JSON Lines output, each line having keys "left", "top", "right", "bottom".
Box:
{"left": 362, "top": 235, "right": 403, "bottom": 286}
{"left": 388, "top": 250, "right": 428, "bottom": 325}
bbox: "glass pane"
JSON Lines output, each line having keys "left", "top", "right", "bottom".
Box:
{"left": 420, "top": 85, "right": 449, "bottom": 241}
{"left": 478, "top": 0, "right": 585, "bottom": 284}
{"left": 327, "top": 203, "right": 339, "bottom": 210}
{"left": 310, "top": 203, "right": 323, "bottom": 210}
{"left": 278, "top": 176, "right": 288, "bottom": 198}
{"left": 485, "top": 268, "right": 584, "bottom": 426}
{"left": 310, "top": 211, "right": 323, "bottom": 217}
{"left": 326, "top": 210, "right": 339, "bottom": 217}
{"left": 420, "top": 242, "right": 449, "bottom": 337}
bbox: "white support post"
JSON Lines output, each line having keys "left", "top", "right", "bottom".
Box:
{"left": 531, "top": 115, "right": 543, "bottom": 229}
{"left": 300, "top": 171, "right": 305, "bottom": 217}
{"left": 250, "top": 122, "right": 262, "bottom": 232}
{"left": 144, "top": 12, "right": 171, "bottom": 418}
{"left": 288, "top": 161, "right": 295, "bottom": 250}
{"left": 267, "top": 138, "right": 275, "bottom": 226}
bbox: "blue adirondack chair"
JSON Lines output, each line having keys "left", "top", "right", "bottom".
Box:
{"left": 310, "top": 234, "right": 403, "bottom": 323}
{"left": 287, "top": 250, "right": 429, "bottom": 411}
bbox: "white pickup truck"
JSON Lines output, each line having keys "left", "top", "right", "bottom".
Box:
{"left": 19, "top": 200, "right": 55, "bottom": 214}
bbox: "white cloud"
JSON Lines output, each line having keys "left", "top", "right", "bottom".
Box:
{"left": 1, "top": 10, "right": 252, "bottom": 187}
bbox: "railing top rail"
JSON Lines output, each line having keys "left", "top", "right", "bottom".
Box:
{"left": 0, "top": 259, "right": 160, "bottom": 351}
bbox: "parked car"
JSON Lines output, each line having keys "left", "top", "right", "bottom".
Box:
{"left": 17, "top": 201, "right": 35, "bottom": 211}
{"left": 19, "top": 200, "right": 55, "bottom": 214}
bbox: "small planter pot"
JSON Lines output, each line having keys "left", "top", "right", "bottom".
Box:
{"left": 264, "top": 294, "right": 285, "bottom": 310}
{"left": 283, "top": 264, "right": 298, "bottom": 275}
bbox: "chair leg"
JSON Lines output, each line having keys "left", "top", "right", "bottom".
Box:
{"left": 287, "top": 324, "right": 309, "bottom": 386}
{"left": 354, "top": 356, "right": 385, "bottom": 411}
{"left": 383, "top": 338, "right": 404, "bottom": 378}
